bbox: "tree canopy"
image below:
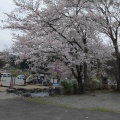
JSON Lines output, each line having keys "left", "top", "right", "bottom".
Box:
{"left": 4, "top": 0, "right": 120, "bottom": 92}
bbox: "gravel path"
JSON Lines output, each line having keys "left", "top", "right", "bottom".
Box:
{"left": 0, "top": 87, "right": 120, "bottom": 112}
{"left": 40, "top": 92, "right": 120, "bottom": 112}
{"left": 0, "top": 92, "right": 19, "bottom": 99}
{"left": 0, "top": 98, "right": 120, "bottom": 120}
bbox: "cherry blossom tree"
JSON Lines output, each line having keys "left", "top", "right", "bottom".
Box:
{"left": 4, "top": 0, "right": 113, "bottom": 93}
{"left": 90, "top": 0, "right": 120, "bottom": 90}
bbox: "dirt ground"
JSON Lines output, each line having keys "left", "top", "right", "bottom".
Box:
{"left": 0, "top": 87, "right": 8, "bottom": 92}
{"left": 13, "top": 85, "right": 49, "bottom": 89}
{"left": 0, "top": 85, "right": 49, "bottom": 92}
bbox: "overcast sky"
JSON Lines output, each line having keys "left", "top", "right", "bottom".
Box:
{"left": 0, "top": 0, "right": 15, "bottom": 51}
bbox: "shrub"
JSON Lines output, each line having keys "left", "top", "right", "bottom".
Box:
{"left": 88, "top": 79, "right": 102, "bottom": 91}
{"left": 111, "top": 84, "right": 117, "bottom": 91}
{"left": 60, "top": 80, "right": 77, "bottom": 94}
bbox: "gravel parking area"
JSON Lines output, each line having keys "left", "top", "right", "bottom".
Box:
{"left": 0, "top": 92, "right": 19, "bottom": 99}
{"left": 0, "top": 87, "right": 19, "bottom": 99}
{"left": 0, "top": 98, "right": 120, "bottom": 120}
{"left": 37, "top": 92, "right": 120, "bottom": 112}
{"left": 0, "top": 86, "right": 120, "bottom": 113}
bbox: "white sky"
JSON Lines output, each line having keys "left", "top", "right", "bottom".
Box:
{"left": 0, "top": 0, "right": 15, "bottom": 51}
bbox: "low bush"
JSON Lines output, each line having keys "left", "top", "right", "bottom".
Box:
{"left": 87, "top": 79, "right": 102, "bottom": 91}
{"left": 60, "top": 80, "right": 77, "bottom": 94}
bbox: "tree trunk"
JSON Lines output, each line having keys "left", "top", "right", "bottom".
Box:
{"left": 71, "top": 65, "right": 84, "bottom": 93}
{"left": 83, "top": 62, "right": 88, "bottom": 91}
{"left": 77, "top": 77, "right": 84, "bottom": 94}
{"left": 116, "top": 58, "right": 120, "bottom": 90}
{"left": 113, "top": 41, "right": 120, "bottom": 90}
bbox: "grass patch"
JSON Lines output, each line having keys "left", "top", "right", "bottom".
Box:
{"left": 91, "top": 107, "right": 112, "bottom": 112}
{"left": 25, "top": 97, "right": 50, "bottom": 104}
{"left": 54, "top": 103, "right": 73, "bottom": 109}
{"left": 25, "top": 97, "right": 120, "bottom": 113}
{"left": 93, "top": 89, "right": 114, "bottom": 94}
{"left": 25, "top": 97, "right": 73, "bottom": 109}
{"left": 87, "top": 107, "right": 120, "bottom": 113}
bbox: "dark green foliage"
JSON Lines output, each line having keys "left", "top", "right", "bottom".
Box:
{"left": 20, "top": 59, "right": 29, "bottom": 70}
{"left": 0, "top": 60, "right": 6, "bottom": 68}
{"left": 87, "top": 79, "right": 102, "bottom": 91}
{"left": 60, "top": 80, "right": 77, "bottom": 94}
